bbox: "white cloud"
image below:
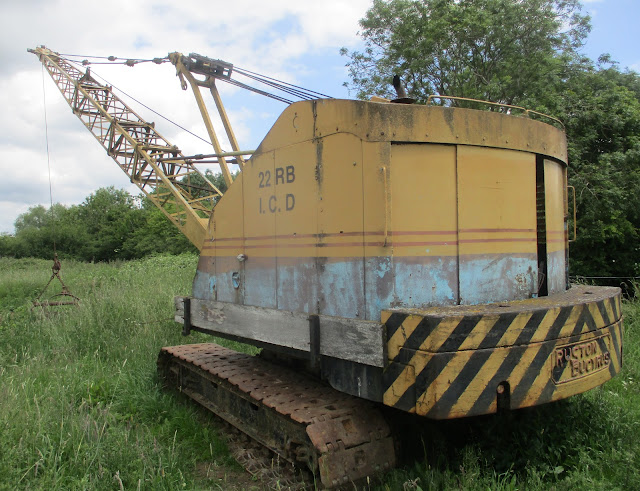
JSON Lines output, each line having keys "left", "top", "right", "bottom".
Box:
{"left": 0, "top": 202, "right": 31, "bottom": 236}
{"left": 0, "top": 0, "right": 371, "bottom": 234}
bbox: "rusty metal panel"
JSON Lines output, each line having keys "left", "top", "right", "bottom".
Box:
{"left": 544, "top": 159, "right": 568, "bottom": 294}
{"left": 457, "top": 146, "right": 538, "bottom": 304}
{"left": 242, "top": 151, "right": 277, "bottom": 308}
{"left": 389, "top": 143, "right": 459, "bottom": 310}
{"left": 273, "top": 141, "right": 319, "bottom": 313}
{"left": 315, "top": 133, "right": 365, "bottom": 318}
{"left": 211, "top": 172, "right": 245, "bottom": 304}
{"left": 311, "top": 99, "right": 567, "bottom": 162}
{"left": 255, "top": 99, "right": 567, "bottom": 170}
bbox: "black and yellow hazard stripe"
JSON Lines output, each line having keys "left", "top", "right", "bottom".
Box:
{"left": 381, "top": 285, "right": 623, "bottom": 419}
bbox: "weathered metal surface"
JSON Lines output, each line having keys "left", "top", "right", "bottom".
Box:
{"left": 259, "top": 99, "right": 567, "bottom": 159}
{"left": 543, "top": 159, "right": 568, "bottom": 294}
{"left": 456, "top": 146, "right": 538, "bottom": 303}
{"left": 382, "top": 285, "right": 623, "bottom": 418}
{"left": 174, "top": 297, "right": 386, "bottom": 367}
{"left": 158, "top": 343, "right": 395, "bottom": 488}
{"left": 194, "top": 100, "right": 570, "bottom": 318}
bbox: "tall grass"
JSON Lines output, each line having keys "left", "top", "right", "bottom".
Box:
{"left": 1, "top": 256, "right": 638, "bottom": 490}
{"left": 0, "top": 255, "right": 242, "bottom": 490}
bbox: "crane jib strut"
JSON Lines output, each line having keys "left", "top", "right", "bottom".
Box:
{"left": 29, "top": 46, "right": 240, "bottom": 250}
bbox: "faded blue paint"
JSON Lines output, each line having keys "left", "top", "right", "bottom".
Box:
{"left": 194, "top": 254, "right": 538, "bottom": 320}
{"left": 376, "top": 259, "right": 391, "bottom": 279}
{"left": 193, "top": 270, "right": 215, "bottom": 300}
{"left": 364, "top": 257, "right": 394, "bottom": 320}
{"left": 216, "top": 270, "right": 241, "bottom": 303}
{"left": 317, "top": 259, "right": 365, "bottom": 318}
{"left": 459, "top": 255, "right": 538, "bottom": 305}
{"left": 276, "top": 259, "right": 318, "bottom": 314}
{"left": 364, "top": 256, "right": 458, "bottom": 320}
{"left": 547, "top": 250, "right": 566, "bottom": 294}
{"left": 192, "top": 255, "right": 216, "bottom": 301}
{"left": 393, "top": 257, "right": 457, "bottom": 309}
{"left": 244, "top": 259, "right": 277, "bottom": 309}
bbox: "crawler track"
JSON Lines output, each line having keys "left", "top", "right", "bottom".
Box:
{"left": 158, "top": 343, "right": 396, "bottom": 488}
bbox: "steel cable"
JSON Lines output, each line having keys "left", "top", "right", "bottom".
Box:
{"left": 60, "top": 57, "right": 214, "bottom": 146}
{"left": 58, "top": 52, "right": 332, "bottom": 103}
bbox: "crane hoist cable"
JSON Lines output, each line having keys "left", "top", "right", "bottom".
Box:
{"left": 59, "top": 52, "right": 169, "bottom": 66}
{"left": 234, "top": 66, "right": 332, "bottom": 99}
{"left": 52, "top": 55, "right": 215, "bottom": 148}
{"left": 33, "top": 63, "right": 79, "bottom": 310}
{"left": 57, "top": 52, "right": 333, "bottom": 104}
{"left": 53, "top": 51, "right": 334, "bottom": 173}
{"left": 89, "top": 70, "right": 214, "bottom": 147}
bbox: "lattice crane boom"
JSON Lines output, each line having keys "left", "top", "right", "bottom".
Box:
{"left": 29, "top": 46, "right": 223, "bottom": 250}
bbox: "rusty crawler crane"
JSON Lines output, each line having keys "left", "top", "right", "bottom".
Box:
{"left": 31, "top": 46, "right": 623, "bottom": 487}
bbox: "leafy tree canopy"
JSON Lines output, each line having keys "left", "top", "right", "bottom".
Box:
{"left": 342, "top": 0, "right": 590, "bottom": 106}
{"left": 343, "top": 0, "right": 640, "bottom": 278}
{"left": 1, "top": 167, "right": 233, "bottom": 262}
{"left": 1, "top": 184, "right": 201, "bottom": 262}
{"left": 560, "top": 61, "right": 640, "bottom": 276}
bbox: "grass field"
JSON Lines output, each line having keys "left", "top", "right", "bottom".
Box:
{"left": 0, "top": 255, "right": 638, "bottom": 490}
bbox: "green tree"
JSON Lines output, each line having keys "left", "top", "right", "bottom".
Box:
{"left": 10, "top": 205, "right": 54, "bottom": 259}
{"left": 76, "top": 187, "right": 144, "bottom": 261}
{"left": 343, "top": 0, "right": 640, "bottom": 278}
{"left": 4, "top": 171, "right": 229, "bottom": 261}
{"left": 9, "top": 203, "right": 84, "bottom": 260}
{"left": 14, "top": 204, "right": 50, "bottom": 233}
{"left": 559, "top": 61, "right": 640, "bottom": 277}
{"left": 0, "top": 233, "right": 16, "bottom": 257}
{"left": 342, "top": 0, "right": 590, "bottom": 106}
{"left": 121, "top": 200, "right": 197, "bottom": 258}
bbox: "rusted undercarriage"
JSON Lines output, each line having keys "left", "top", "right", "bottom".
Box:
{"left": 157, "top": 343, "right": 396, "bottom": 488}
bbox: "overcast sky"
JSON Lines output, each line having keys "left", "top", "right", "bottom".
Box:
{"left": 1, "top": 0, "right": 638, "bottom": 235}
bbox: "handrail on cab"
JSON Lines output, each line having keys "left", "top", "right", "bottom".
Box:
{"left": 425, "top": 95, "right": 564, "bottom": 129}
